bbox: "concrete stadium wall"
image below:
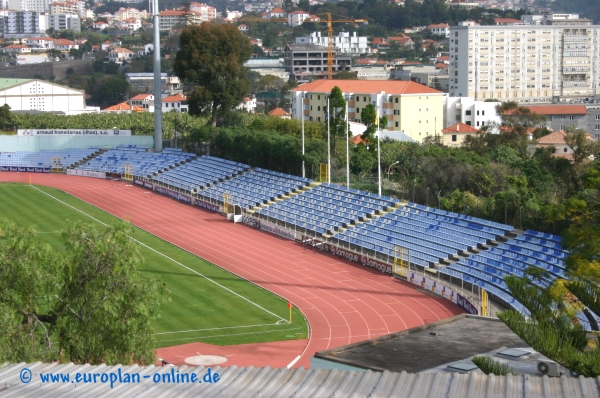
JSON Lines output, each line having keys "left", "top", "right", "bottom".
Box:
{"left": 0, "top": 59, "right": 93, "bottom": 81}
{"left": 0, "top": 135, "right": 154, "bottom": 152}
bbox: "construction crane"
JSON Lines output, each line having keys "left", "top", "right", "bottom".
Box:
{"left": 240, "top": 13, "right": 367, "bottom": 79}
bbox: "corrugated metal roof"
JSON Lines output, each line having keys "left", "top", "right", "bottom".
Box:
{"left": 0, "top": 362, "right": 598, "bottom": 397}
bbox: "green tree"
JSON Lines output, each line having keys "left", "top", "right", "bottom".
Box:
{"left": 57, "top": 222, "right": 167, "bottom": 365}
{"left": 327, "top": 86, "right": 347, "bottom": 152}
{"left": 174, "top": 22, "right": 253, "bottom": 126}
{"left": 88, "top": 75, "right": 129, "bottom": 108}
{"left": 0, "top": 220, "right": 167, "bottom": 365}
{"left": 360, "top": 103, "right": 377, "bottom": 146}
{"left": 0, "top": 104, "right": 12, "bottom": 131}
{"left": 0, "top": 220, "right": 62, "bottom": 363}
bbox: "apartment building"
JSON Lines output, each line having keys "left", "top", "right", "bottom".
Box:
{"left": 284, "top": 44, "right": 352, "bottom": 82}
{"left": 449, "top": 24, "right": 600, "bottom": 103}
{"left": 49, "top": 1, "right": 84, "bottom": 18}
{"left": 8, "top": 0, "right": 49, "bottom": 13}
{"left": 290, "top": 80, "right": 444, "bottom": 143}
{"left": 4, "top": 11, "right": 47, "bottom": 37}
{"left": 48, "top": 14, "right": 81, "bottom": 33}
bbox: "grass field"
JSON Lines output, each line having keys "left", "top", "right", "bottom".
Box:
{"left": 0, "top": 182, "right": 308, "bottom": 348}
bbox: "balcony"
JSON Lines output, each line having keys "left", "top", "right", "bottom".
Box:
{"left": 304, "top": 110, "right": 309, "bottom": 116}
{"left": 303, "top": 98, "right": 309, "bottom": 104}
{"left": 347, "top": 100, "right": 355, "bottom": 107}
{"left": 382, "top": 103, "right": 393, "bottom": 109}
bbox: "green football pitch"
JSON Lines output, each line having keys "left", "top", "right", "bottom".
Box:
{"left": 0, "top": 182, "right": 308, "bottom": 348}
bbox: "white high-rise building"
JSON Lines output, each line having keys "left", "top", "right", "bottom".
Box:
{"left": 449, "top": 24, "right": 600, "bottom": 103}
{"left": 8, "top": 0, "right": 50, "bottom": 13}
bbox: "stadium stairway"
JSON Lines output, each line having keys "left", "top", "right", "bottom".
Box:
{"left": 68, "top": 148, "right": 110, "bottom": 170}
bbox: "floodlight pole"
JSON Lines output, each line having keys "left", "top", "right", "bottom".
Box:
{"left": 301, "top": 93, "right": 305, "bottom": 178}
{"left": 345, "top": 101, "right": 349, "bottom": 190}
{"left": 153, "top": 0, "right": 162, "bottom": 152}
{"left": 327, "top": 97, "right": 331, "bottom": 184}
{"left": 377, "top": 106, "right": 381, "bottom": 197}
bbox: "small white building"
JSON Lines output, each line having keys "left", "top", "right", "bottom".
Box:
{"left": 130, "top": 93, "right": 154, "bottom": 111}
{"left": 428, "top": 23, "right": 450, "bottom": 37}
{"left": 54, "top": 38, "right": 78, "bottom": 52}
{"left": 162, "top": 94, "right": 188, "bottom": 112}
{"left": 444, "top": 97, "right": 501, "bottom": 132}
{"left": 26, "top": 37, "right": 55, "bottom": 50}
{"left": 287, "top": 10, "right": 310, "bottom": 26}
{"left": 109, "top": 47, "right": 134, "bottom": 63}
{"left": 2, "top": 44, "right": 31, "bottom": 54}
{"left": 237, "top": 96, "right": 256, "bottom": 113}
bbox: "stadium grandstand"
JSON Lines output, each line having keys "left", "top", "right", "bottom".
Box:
{"left": 0, "top": 146, "right": 581, "bottom": 326}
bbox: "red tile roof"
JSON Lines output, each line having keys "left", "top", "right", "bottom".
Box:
{"left": 504, "top": 105, "right": 588, "bottom": 116}
{"left": 162, "top": 94, "right": 187, "bottom": 102}
{"left": 494, "top": 18, "right": 521, "bottom": 24}
{"left": 268, "top": 7, "right": 286, "bottom": 13}
{"left": 131, "top": 94, "right": 152, "bottom": 100}
{"left": 442, "top": 122, "right": 480, "bottom": 134}
{"left": 268, "top": 107, "right": 289, "bottom": 117}
{"left": 103, "top": 102, "right": 145, "bottom": 112}
{"left": 537, "top": 130, "right": 568, "bottom": 145}
{"left": 435, "top": 63, "right": 448, "bottom": 69}
{"left": 292, "top": 80, "right": 442, "bottom": 95}
{"left": 428, "top": 23, "right": 449, "bottom": 28}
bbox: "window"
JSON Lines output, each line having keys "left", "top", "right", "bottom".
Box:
{"left": 310, "top": 106, "right": 313, "bottom": 110}
{"left": 318, "top": 95, "right": 320, "bottom": 100}
{"left": 595, "top": 115, "right": 600, "bottom": 120}
{"left": 357, "top": 108, "right": 360, "bottom": 113}
{"left": 466, "top": 110, "right": 472, "bottom": 115}
{"left": 317, "top": 117, "right": 321, "bottom": 121}
{"left": 395, "top": 121, "right": 399, "bottom": 127}
{"left": 317, "top": 106, "right": 320, "bottom": 111}
{"left": 482, "top": 110, "right": 485, "bottom": 116}
{"left": 395, "top": 98, "right": 398, "bottom": 103}
{"left": 466, "top": 121, "right": 472, "bottom": 126}
{"left": 564, "top": 148, "right": 568, "bottom": 153}
{"left": 363, "top": 96, "right": 367, "bottom": 102}
{"left": 595, "top": 125, "right": 600, "bottom": 130}
{"left": 477, "top": 110, "right": 480, "bottom": 116}
{"left": 452, "top": 135, "right": 457, "bottom": 142}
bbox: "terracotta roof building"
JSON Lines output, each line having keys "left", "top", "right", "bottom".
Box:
{"left": 290, "top": 80, "right": 444, "bottom": 142}
{"left": 442, "top": 122, "right": 480, "bottom": 146}
{"left": 268, "top": 107, "right": 290, "bottom": 118}
{"left": 102, "top": 102, "right": 145, "bottom": 113}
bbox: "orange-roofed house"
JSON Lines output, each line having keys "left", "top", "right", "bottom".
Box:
{"left": 162, "top": 94, "right": 188, "bottom": 112}
{"left": 533, "top": 130, "right": 597, "bottom": 161}
{"left": 130, "top": 94, "right": 154, "bottom": 111}
{"left": 109, "top": 47, "right": 134, "bottom": 63}
{"left": 102, "top": 102, "right": 145, "bottom": 113}
{"left": 442, "top": 122, "right": 481, "bottom": 146}
{"left": 290, "top": 80, "right": 444, "bottom": 142}
{"left": 2, "top": 44, "right": 31, "bottom": 54}
{"left": 267, "top": 7, "right": 287, "bottom": 19}
{"left": 428, "top": 23, "right": 450, "bottom": 37}
{"left": 268, "top": 107, "right": 290, "bottom": 119}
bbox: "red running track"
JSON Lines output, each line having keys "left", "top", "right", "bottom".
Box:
{"left": 2, "top": 173, "right": 463, "bottom": 368}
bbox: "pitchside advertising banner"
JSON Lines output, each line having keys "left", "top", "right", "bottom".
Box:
{"left": 242, "top": 215, "right": 296, "bottom": 241}
{"left": 407, "top": 272, "right": 479, "bottom": 315}
{"left": 66, "top": 169, "right": 106, "bottom": 179}
{"left": 1, "top": 166, "right": 50, "bottom": 173}
{"left": 303, "top": 237, "right": 394, "bottom": 274}
{"left": 17, "top": 129, "right": 131, "bottom": 136}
